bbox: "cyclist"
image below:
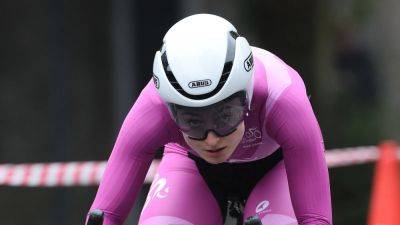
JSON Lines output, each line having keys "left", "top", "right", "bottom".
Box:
{"left": 86, "top": 14, "right": 332, "bottom": 225}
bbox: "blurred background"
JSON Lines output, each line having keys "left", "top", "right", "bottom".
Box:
{"left": 0, "top": 0, "right": 399, "bottom": 224}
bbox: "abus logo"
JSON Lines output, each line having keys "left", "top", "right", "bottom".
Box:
{"left": 188, "top": 79, "right": 212, "bottom": 88}
{"left": 153, "top": 75, "right": 160, "bottom": 89}
{"left": 244, "top": 53, "right": 254, "bottom": 72}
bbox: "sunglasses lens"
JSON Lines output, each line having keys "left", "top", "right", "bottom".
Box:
{"left": 168, "top": 91, "right": 247, "bottom": 140}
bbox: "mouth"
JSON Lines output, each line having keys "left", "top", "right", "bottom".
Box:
{"left": 204, "top": 146, "right": 226, "bottom": 153}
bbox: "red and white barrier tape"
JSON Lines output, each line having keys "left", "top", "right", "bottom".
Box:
{"left": 0, "top": 146, "right": 399, "bottom": 187}
{"left": 325, "top": 146, "right": 380, "bottom": 168}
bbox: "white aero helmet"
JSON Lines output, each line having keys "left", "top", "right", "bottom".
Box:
{"left": 152, "top": 14, "right": 254, "bottom": 108}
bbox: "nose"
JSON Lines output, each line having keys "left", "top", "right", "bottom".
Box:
{"left": 203, "top": 131, "right": 220, "bottom": 146}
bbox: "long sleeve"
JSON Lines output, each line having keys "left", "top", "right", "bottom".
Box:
{"left": 87, "top": 81, "right": 174, "bottom": 225}
{"left": 265, "top": 69, "right": 332, "bottom": 225}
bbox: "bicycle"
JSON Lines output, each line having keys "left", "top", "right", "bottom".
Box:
{"left": 87, "top": 209, "right": 263, "bottom": 225}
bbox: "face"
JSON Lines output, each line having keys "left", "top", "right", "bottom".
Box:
{"left": 183, "top": 121, "right": 245, "bottom": 164}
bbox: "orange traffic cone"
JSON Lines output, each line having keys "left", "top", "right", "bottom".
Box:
{"left": 368, "top": 141, "right": 400, "bottom": 225}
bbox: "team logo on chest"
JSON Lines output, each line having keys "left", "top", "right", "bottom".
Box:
{"left": 242, "top": 127, "right": 262, "bottom": 148}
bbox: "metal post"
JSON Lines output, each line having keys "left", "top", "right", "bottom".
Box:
{"left": 110, "top": 0, "right": 136, "bottom": 127}
{"left": 48, "top": 1, "right": 70, "bottom": 224}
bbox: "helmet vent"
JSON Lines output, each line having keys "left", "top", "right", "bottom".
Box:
{"left": 161, "top": 52, "right": 183, "bottom": 92}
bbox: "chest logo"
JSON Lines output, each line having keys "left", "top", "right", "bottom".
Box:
{"left": 242, "top": 127, "right": 262, "bottom": 148}
{"left": 243, "top": 127, "right": 262, "bottom": 142}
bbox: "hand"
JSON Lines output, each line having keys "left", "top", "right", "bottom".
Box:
{"left": 87, "top": 210, "right": 104, "bottom": 225}
{"left": 245, "top": 215, "right": 262, "bottom": 225}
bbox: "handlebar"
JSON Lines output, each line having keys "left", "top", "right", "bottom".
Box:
{"left": 86, "top": 209, "right": 261, "bottom": 225}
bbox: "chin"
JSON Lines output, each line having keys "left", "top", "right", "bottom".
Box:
{"left": 203, "top": 158, "right": 226, "bottom": 164}
{"left": 201, "top": 153, "right": 231, "bottom": 164}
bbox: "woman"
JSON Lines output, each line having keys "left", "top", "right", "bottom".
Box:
{"left": 86, "top": 14, "right": 332, "bottom": 225}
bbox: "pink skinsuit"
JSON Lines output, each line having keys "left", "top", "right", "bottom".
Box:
{"left": 87, "top": 47, "right": 332, "bottom": 225}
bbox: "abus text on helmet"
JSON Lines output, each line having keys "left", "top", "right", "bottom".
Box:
{"left": 188, "top": 79, "right": 212, "bottom": 89}
{"left": 244, "top": 53, "right": 254, "bottom": 72}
